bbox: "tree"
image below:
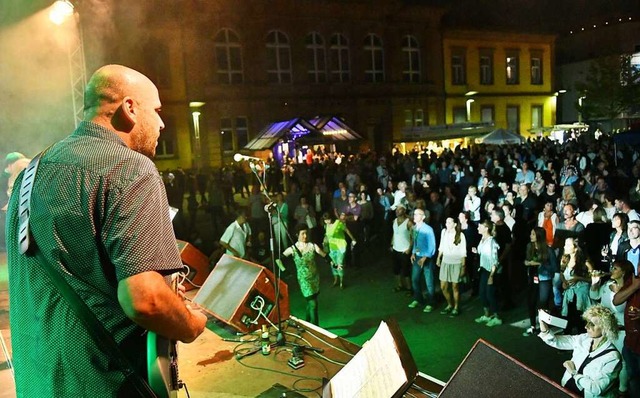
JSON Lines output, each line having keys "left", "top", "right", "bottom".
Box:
{"left": 574, "top": 54, "right": 640, "bottom": 127}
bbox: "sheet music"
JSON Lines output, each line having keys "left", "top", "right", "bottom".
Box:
{"left": 330, "top": 321, "right": 407, "bottom": 398}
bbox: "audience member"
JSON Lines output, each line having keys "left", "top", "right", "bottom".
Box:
{"left": 539, "top": 305, "right": 621, "bottom": 397}
{"left": 408, "top": 208, "right": 437, "bottom": 313}
{"left": 436, "top": 217, "right": 467, "bottom": 316}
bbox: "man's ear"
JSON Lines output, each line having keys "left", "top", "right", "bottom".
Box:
{"left": 112, "top": 97, "right": 136, "bottom": 132}
{"left": 121, "top": 97, "right": 137, "bottom": 124}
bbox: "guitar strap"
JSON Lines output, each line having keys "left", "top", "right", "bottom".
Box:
{"left": 18, "top": 149, "right": 158, "bottom": 398}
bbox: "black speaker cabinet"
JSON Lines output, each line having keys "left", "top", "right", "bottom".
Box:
{"left": 193, "top": 254, "right": 289, "bottom": 334}
{"left": 439, "top": 339, "right": 574, "bottom": 397}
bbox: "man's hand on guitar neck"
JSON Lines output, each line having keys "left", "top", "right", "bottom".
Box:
{"left": 118, "top": 271, "right": 208, "bottom": 344}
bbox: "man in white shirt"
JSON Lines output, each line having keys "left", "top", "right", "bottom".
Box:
{"left": 615, "top": 198, "right": 640, "bottom": 222}
{"left": 463, "top": 186, "right": 481, "bottom": 222}
{"left": 220, "top": 210, "right": 252, "bottom": 259}
{"left": 390, "top": 181, "right": 408, "bottom": 211}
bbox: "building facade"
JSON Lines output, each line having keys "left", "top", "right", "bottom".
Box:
{"left": 442, "top": 29, "right": 556, "bottom": 136}
{"left": 94, "top": 0, "right": 558, "bottom": 171}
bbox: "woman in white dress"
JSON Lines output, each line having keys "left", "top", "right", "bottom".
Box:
{"left": 436, "top": 217, "right": 467, "bottom": 316}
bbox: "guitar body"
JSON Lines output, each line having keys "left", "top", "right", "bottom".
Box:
{"left": 147, "top": 331, "right": 179, "bottom": 398}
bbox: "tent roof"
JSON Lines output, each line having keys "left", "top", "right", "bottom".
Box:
{"left": 244, "top": 117, "right": 321, "bottom": 150}
{"left": 476, "top": 128, "right": 524, "bottom": 145}
{"left": 400, "top": 122, "right": 494, "bottom": 142}
{"left": 244, "top": 116, "right": 362, "bottom": 150}
{"left": 308, "top": 116, "right": 363, "bottom": 141}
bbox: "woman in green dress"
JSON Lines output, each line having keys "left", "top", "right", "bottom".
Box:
{"left": 322, "top": 212, "right": 356, "bottom": 289}
{"left": 283, "top": 225, "right": 330, "bottom": 325}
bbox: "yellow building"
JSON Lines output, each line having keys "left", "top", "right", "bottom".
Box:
{"left": 442, "top": 30, "right": 557, "bottom": 138}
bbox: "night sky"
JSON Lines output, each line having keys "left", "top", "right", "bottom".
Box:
{"left": 439, "top": 0, "right": 640, "bottom": 35}
{"left": 2, "top": 0, "right": 639, "bottom": 33}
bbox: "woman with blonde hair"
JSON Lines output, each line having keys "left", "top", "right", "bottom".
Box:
{"left": 436, "top": 217, "right": 467, "bottom": 316}
{"left": 539, "top": 304, "right": 622, "bottom": 397}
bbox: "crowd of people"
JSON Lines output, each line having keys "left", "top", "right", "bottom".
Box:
{"left": 3, "top": 65, "right": 639, "bottom": 397}
{"left": 148, "top": 128, "right": 640, "bottom": 397}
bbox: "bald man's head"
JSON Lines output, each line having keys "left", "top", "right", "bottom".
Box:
{"left": 84, "top": 65, "right": 156, "bottom": 118}
{"left": 83, "top": 65, "right": 164, "bottom": 158}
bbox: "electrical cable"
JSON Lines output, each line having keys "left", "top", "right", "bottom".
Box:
{"left": 301, "top": 327, "right": 356, "bottom": 357}
{"left": 233, "top": 347, "right": 323, "bottom": 383}
{"left": 291, "top": 378, "right": 324, "bottom": 396}
{"left": 0, "top": 330, "right": 13, "bottom": 377}
{"left": 282, "top": 331, "right": 349, "bottom": 367}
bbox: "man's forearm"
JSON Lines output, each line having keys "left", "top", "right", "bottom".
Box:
{"left": 118, "top": 272, "right": 207, "bottom": 343}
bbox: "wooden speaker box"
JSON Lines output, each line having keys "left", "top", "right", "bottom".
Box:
{"left": 176, "top": 240, "right": 210, "bottom": 291}
{"left": 193, "top": 254, "right": 289, "bottom": 334}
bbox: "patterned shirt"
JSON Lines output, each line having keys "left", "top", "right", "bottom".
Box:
{"left": 7, "top": 121, "right": 183, "bottom": 397}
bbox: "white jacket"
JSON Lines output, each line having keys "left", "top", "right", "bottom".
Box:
{"left": 539, "top": 332, "right": 621, "bottom": 397}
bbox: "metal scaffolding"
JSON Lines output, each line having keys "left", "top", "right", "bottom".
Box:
{"left": 67, "top": 13, "right": 86, "bottom": 128}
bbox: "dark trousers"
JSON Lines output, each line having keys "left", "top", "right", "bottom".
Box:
{"left": 392, "top": 250, "right": 411, "bottom": 277}
{"left": 526, "top": 278, "right": 552, "bottom": 327}
{"left": 623, "top": 345, "right": 640, "bottom": 398}
{"left": 565, "top": 299, "right": 585, "bottom": 335}
{"left": 479, "top": 269, "right": 498, "bottom": 314}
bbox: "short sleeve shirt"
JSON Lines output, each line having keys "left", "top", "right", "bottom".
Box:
{"left": 6, "top": 121, "right": 183, "bottom": 397}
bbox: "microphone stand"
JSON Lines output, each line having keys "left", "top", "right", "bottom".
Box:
{"left": 248, "top": 160, "right": 290, "bottom": 346}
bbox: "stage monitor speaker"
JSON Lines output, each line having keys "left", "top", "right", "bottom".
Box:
{"left": 193, "top": 254, "right": 289, "bottom": 334}
{"left": 176, "top": 240, "right": 210, "bottom": 291}
{"left": 438, "top": 339, "right": 572, "bottom": 397}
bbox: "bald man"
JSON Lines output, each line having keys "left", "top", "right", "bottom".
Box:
{"left": 6, "top": 65, "right": 207, "bottom": 397}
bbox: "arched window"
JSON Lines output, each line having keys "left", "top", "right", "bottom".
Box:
{"left": 363, "top": 33, "right": 384, "bottom": 83}
{"left": 330, "top": 33, "right": 350, "bottom": 83}
{"left": 214, "top": 29, "right": 244, "bottom": 84}
{"left": 402, "top": 35, "right": 421, "bottom": 83}
{"left": 305, "top": 32, "right": 326, "bottom": 83}
{"left": 266, "top": 30, "right": 292, "bottom": 84}
{"left": 143, "top": 39, "right": 171, "bottom": 88}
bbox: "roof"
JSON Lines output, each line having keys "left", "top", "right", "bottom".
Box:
{"left": 476, "top": 128, "right": 524, "bottom": 145}
{"left": 244, "top": 117, "right": 320, "bottom": 151}
{"left": 308, "top": 116, "right": 363, "bottom": 142}
{"left": 244, "top": 116, "right": 362, "bottom": 150}
{"left": 400, "top": 122, "right": 494, "bottom": 142}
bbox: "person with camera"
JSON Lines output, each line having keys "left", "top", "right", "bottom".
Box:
{"left": 539, "top": 305, "right": 622, "bottom": 398}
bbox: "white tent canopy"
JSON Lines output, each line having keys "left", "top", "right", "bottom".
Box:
{"left": 476, "top": 128, "right": 524, "bottom": 145}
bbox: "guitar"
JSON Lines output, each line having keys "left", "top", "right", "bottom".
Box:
{"left": 147, "top": 330, "right": 179, "bottom": 398}
{"left": 147, "top": 275, "right": 181, "bottom": 398}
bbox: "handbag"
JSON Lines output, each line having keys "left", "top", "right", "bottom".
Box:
{"left": 18, "top": 150, "right": 158, "bottom": 398}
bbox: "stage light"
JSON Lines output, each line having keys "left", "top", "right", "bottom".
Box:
{"left": 49, "top": 0, "right": 74, "bottom": 25}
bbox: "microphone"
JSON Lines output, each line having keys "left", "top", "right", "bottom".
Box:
{"left": 233, "top": 153, "right": 262, "bottom": 162}
{"left": 264, "top": 202, "right": 277, "bottom": 212}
